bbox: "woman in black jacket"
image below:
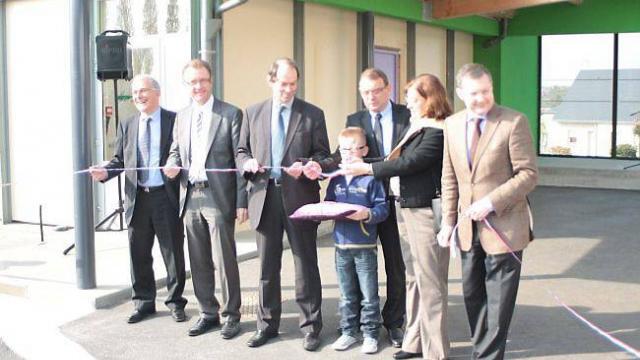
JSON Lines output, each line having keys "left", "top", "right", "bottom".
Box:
{"left": 343, "top": 74, "right": 452, "bottom": 360}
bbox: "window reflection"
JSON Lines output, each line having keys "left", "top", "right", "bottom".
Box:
{"left": 616, "top": 33, "right": 640, "bottom": 159}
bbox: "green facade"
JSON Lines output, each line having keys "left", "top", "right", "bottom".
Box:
{"left": 474, "top": 0, "right": 640, "bottom": 151}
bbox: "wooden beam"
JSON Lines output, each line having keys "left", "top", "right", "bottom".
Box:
{"left": 428, "top": 0, "right": 580, "bottom": 19}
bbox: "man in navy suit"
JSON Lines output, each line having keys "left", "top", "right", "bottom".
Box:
{"left": 90, "top": 75, "right": 187, "bottom": 324}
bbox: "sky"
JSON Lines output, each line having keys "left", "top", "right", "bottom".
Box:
{"left": 541, "top": 33, "right": 640, "bottom": 87}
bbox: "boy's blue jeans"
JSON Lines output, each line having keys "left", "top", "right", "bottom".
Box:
{"left": 335, "top": 247, "right": 381, "bottom": 339}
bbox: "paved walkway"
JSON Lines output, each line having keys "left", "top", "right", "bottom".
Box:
{"left": 1, "top": 187, "right": 639, "bottom": 359}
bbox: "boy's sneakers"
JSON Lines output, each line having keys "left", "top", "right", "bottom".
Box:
{"left": 361, "top": 337, "right": 379, "bottom": 354}
{"left": 331, "top": 334, "right": 358, "bottom": 351}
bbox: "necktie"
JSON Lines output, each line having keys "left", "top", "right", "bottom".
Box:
{"left": 138, "top": 117, "right": 152, "bottom": 183}
{"left": 469, "top": 117, "right": 482, "bottom": 169}
{"left": 271, "top": 106, "right": 286, "bottom": 180}
{"left": 373, "top": 112, "right": 384, "bottom": 156}
{"left": 196, "top": 111, "right": 203, "bottom": 141}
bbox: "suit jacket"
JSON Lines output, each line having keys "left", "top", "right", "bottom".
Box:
{"left": 441, "top": 105, "right": 538, "bottom": 255}
{"left": 325, "top": 103, "right": 411, "bottom": 178}
{"left": 166, "top": 99, "right": 247, "bottom": 220}
{"left": 372, "top": 126, "right": 443, "bottom": 208}
{"left": 236, "top": 97, "right": 331, "bottom": 230}
{"left": 347, "top": 103, "right": 411, "bottom": 163}
{"left": 103, "top": 108, "right": 179, "bottom": 225}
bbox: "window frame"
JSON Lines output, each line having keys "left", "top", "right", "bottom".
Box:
{"left": 537, "top": 32, "right": 640, "bottom": 160}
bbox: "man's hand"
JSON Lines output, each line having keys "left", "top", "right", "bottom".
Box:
{"left": 437, "top": 224, "right": 454, "bottom": 248}
{"left": 88, "top": 166, "right": 108, "bottom": 182}
{"left": 339, "top": 162, "right": 372, "bottom": 176}
{"left": 346, "top": 209, "right": 370, "bottom": 221}
{"left": 464, "top": 197, "right": 494, "bottom": 221}
{"left": 285, "top": 161, "right": 303, "bottom": 179}
{"left": 242, "top": 158, "right": 264, "bottom": 174}
{"left": 163, "top": 165, "right": 181, "bottom": 179}
{"left": 236, "top": 208, "right": 248, "bottom": 224}
{"left": 302, "top": 160, "right": 322, "bottom": 180}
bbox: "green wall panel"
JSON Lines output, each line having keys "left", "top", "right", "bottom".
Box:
{"left": 499, "top": 36, "right": 539, "bottom": 148}
{"left": 474, "top": 35, "right": 540, "bottom": 150}
{"left": 473, "top": 36, "right": 502, "bottom": 104}
{"left": 509, "top": 0, "right": 640, "bottom": 35}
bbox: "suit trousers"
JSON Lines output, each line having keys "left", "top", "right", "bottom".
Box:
{"left": 397, "top": 206, "right": 450, "bottom": 359}
{"left": 129, "top": 189, "right": 187, "bottom": 312}
{"left": 461, "top": 223, "right": 522, "bottom": 360}
{"left": 184, "top": 186, "right": 241, "bottom": 321}
{"left": 255, "top": 182, "right": 323, "bottom": 335}
{"left": 377, "top": 200, "right": 407, "bottom": 329}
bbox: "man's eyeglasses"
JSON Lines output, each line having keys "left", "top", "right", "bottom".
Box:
{"left": 339, "top": 145, "right": 367, "bottom": 153}
{"left": 359, "top": 86, "right": 386, "bottom": 97}
{"left": 185, "top": 78, "right": 211, "bottom": 86}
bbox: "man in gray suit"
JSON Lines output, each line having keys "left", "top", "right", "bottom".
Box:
{"left": 164, "top": 59, "right": 247, "bottom": 339}
{"left": 90, "top": 75, "right": 187, "bottom": 324}
{"left": 236, "top": 57, "right": 330, "bottom": 351}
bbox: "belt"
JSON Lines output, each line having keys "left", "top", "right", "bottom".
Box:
{"left": 269, "top": 178, "right": 282, "bottom": 187}
{"left": 138, "top": 185, "right": 164, "bottom": 193}
{"left": 190, "top": 181, "right": 209, "bottom": 189}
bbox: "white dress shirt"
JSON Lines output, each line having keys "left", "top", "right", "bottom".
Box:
{"left": 189, "top": 95, "right": 215, "bottom": 183}
{"left": 369, "top": 101, "right": 393, "bottom": 156}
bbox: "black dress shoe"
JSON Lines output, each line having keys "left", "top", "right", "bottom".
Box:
{"left": 127, "top": 309, "right": 156, "bottom": 324}
{"left": 171, "top": 308, "right": 186, "bottom": 322}
{"left": 221, "top": 319, "right": 241, "bottom": 339}
{"left": 247, "top": 330, "right": 278, "bottom": 347}
{"left": 188, "top": 317, "right": 220, "bottom": 336}
{"left": 388, "top": 327, "right": 404, "bottom": 348}
{"left": 393, "top": 350, "right": 422, "bottom": 359}
{"left": 302, "top": 333, "right": 321, "bottom": 351}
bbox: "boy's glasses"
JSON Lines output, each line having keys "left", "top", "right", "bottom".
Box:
{"left": 339, "top": 145, "right": 367, "bottom": 153}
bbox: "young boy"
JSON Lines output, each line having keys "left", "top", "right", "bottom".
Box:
{"left": 325, "top": 127, "right": 389, "bottom": 354}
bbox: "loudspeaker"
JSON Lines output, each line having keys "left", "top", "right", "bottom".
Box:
{"left": 96, "top": 30, "right": 133, "bottom": 81}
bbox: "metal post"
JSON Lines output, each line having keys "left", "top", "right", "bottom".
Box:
{"left": 293, "top": 0, "right": 305, "bottom": 98}
{"left": 445, "top": 29, "right": 455, "bottom": 105}
{"left": 0, "top": 0, "right": 12, "bottom": 224}
{"left": 212, "top": 0, "right": 223, "bottom": 98}
{"left": 356, "top": 11, "right": 374, "bottom": 110}
{"left": 191, "top": 0, "right": 201, "bottom": 59}
{"left": 406, "top": 22, "right": 416, "bottom": 81}
{"left": 71, "top": 0, "right": 96, "bottom": 289}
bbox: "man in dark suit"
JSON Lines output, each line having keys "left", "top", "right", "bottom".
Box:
{"left": 89, "top": 75, "right": 187, "bottom": 324}
{"left": 236, "top": 57, "right": 330, "bottom": 351}
{"left": 164, "top": 59, "right": 247, "bottom": 339}
{"left": 341, "top": 68, "right": 410, "bottom": 347}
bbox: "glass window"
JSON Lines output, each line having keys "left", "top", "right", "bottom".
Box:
{"left": 616, "top": 33, "right": 640, "bottom": 159}
{"left": 99, "top": 0, "right": 192, "bottom": 157}
{"left": 540, "top": 34, "right": 614, "bottom": 157}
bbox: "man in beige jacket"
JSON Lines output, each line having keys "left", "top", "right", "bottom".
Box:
{"left": 438, "top": 63, "right": 537, "bottom": 360}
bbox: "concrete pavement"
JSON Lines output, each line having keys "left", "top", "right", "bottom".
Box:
{"left": 1, "top": 186, "right": 639, "bottom": 359}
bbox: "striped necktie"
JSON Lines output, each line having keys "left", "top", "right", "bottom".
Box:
{"left": 138, "top": 117, "right": 151, "bottom": 183}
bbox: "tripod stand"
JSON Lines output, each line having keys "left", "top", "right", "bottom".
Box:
{"left": 64, "top": 78, "right": 125, "bottom": 255}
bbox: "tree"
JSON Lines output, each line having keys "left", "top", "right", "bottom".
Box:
{"left": 541, "top": 85, "right": 569, "bottom": 110}
{"left": 133, "top": 48, "right": 154, "bottom": 75}
{"left": 143, "top": 0, "right": 158, "bottom": 35}
{"left": 616, "top": 144, "right": 637, "bottom": 158}
{"left": 166, "top": 0, "right": 180, "bottom": 33}
{"left": 117, "top": 0, "right": 134, "bottom": 35}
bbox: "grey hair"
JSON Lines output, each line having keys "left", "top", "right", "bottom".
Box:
{"left": 131, "top": 74, "right": 161, "bottom": 91}
{"left": 455, "top": 63, "right": 492, "bottom": 88}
